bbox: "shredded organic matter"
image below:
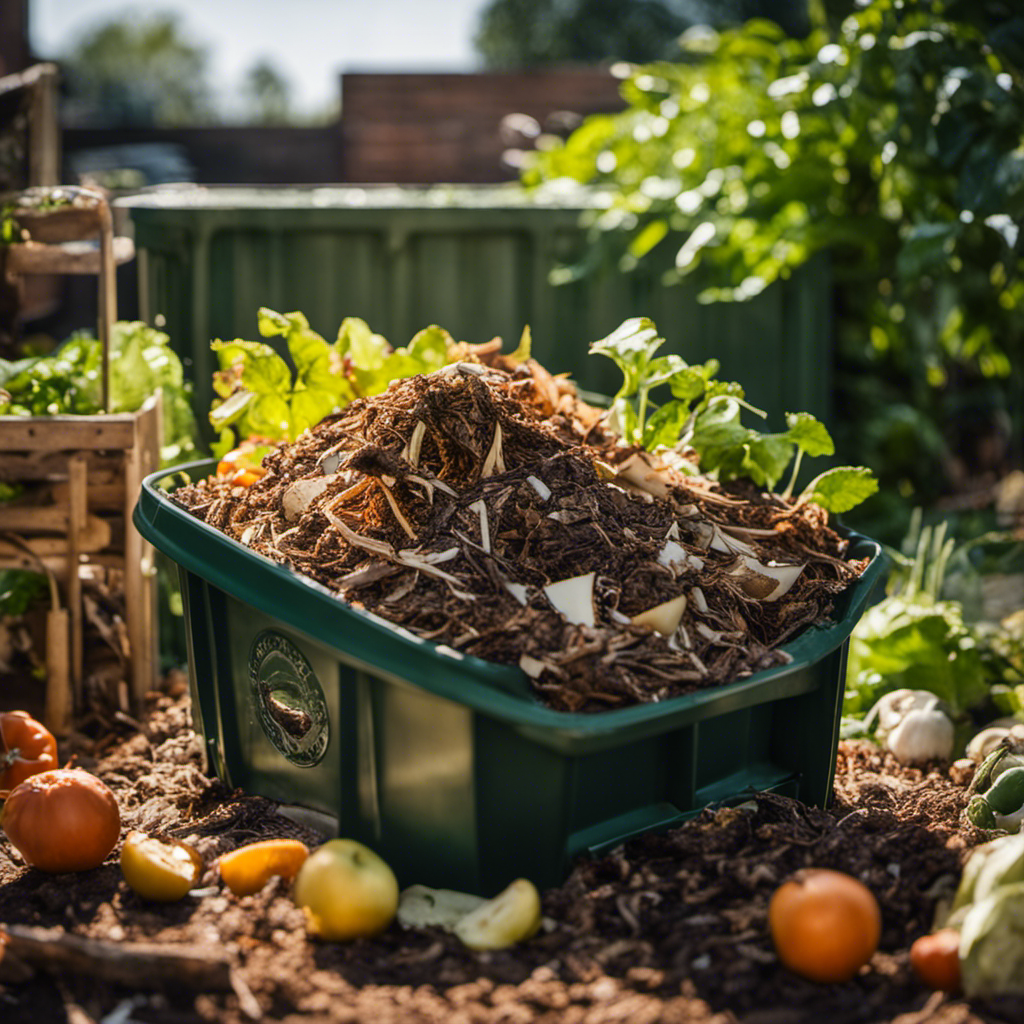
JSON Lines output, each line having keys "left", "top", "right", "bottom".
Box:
{"left": 172, "top": 359, "right": 869, "bottom": 711}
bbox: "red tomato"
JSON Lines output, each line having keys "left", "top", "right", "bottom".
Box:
{"left": 0, "top": 711, "right": 58, "bottom": 794}
{"left": 909, "top": 929, "right": 961, "bottom": 992}
{"left": 1, "top": 768, "right": 120, "bottom": 873}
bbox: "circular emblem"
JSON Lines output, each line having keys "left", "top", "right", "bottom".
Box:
{"left": 248, "top": 630, "right": 330, "bottom": 767}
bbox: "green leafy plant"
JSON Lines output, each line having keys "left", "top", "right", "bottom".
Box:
{"left": 0, "top": 323, "right": 200, "bottom": 620}
{"left": 592, "top": 316, "right": 878, "bottom": 512}
{"left": 524, "top": 0, "right": 1024, "bottom": 538}
{"left": 843, "top": 513, "right": 1024, "bottom": 742}
{"left": 0, "top": 322, "right": 199, "bottom": 468}
{"left": 209, "top": 308, "right": 453, "bottom": 456}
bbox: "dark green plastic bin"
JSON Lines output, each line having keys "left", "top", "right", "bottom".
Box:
{"left": 135, "top": 460, "right": 884, "bottom": 895}
{"left": 119, "top": 185, "right": 832, "bottom": 439}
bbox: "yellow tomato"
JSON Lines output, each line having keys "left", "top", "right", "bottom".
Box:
{"left": 120, "top": 831, "right": 203, "bottom": 901}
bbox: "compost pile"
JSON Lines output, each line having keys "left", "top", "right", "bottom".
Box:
{"left": 172, "top": 360, "right": 868, "bottom": 711}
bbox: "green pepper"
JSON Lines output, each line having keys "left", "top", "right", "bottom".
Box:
{"left": 966, "top": 765, "right": 1024, "bottom": 833}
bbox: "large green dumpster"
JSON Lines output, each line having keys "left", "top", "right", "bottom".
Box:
{"left": 119, "top": 185, "right": 832, "bottom": 435}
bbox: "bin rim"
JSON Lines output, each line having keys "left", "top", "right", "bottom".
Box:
{"left": 136, "top": 459, "right": 886, "bottom": 742}
{"left": 115, "top": 181, "right": 600, "bottom": 215}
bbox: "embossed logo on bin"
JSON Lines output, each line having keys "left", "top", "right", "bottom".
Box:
{"left": 248, "top": 630, "right": 329, "bottom": 767}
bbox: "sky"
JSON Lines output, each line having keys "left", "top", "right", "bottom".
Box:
{"left": 30, "top": 0, "right": 491, "bottom": 116}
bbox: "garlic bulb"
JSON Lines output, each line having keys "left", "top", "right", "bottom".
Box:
{"left": 866, "top": 689, "right": 955, "bottom": 765}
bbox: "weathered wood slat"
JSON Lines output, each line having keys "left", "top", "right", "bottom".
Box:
{"left": 0, "top": 451, "right": 124, "bottom": 480}
{"left": 3, "top": 235, "right": 135, "bottom": 275}
{"left": 0, "top": 415, "right": 139, "bottom": 450}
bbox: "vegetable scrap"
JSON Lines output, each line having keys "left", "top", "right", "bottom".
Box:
{"left": 171, "top": 353, "right": 869, "bottom": 712}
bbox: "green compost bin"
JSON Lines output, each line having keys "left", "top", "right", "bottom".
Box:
{"left": 118, "top": 185, "right": 832, "bottom": 438}
{"left": 135, "top": 460, "right": 885, "bottom": 896}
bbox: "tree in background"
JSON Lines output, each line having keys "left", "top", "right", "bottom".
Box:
{"left": 473, "top": 0, "right": 854, "bottom": 68}
{"left": 521, "top": 0, "right": 1024, "bottom": 542}
{"left": 59, "top": 12, "right": 215, "bottom": 127}
{"left": 241, "top": 59, "right": 294, "bottom": 125}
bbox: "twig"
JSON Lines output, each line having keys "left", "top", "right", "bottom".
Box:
{"left": 0, "top": 924, "right": 235, "bottom": 992}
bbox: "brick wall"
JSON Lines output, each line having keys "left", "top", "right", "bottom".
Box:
{"left": 59, "top": 70, "right": 625, "bottom": 187}
{"left": 340, "top": 70, "right": 625, "bottom": 183}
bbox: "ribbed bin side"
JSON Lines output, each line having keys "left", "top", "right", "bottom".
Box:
{"left": 122, "top": 187, "right": 832, "bottom": 438}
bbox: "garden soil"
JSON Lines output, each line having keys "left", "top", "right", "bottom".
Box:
{"left": 3, "top": 686, "right": 1023, "bottom": 1024}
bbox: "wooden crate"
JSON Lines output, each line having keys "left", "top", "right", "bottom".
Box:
{"left": 0, "top": 395, "right": 162, "bottom": 732}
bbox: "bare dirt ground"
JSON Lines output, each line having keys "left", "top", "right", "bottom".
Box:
{"left": 2, "top": 687, "right": 1022, "bottom": 1024}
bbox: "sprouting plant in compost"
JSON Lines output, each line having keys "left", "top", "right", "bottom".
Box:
{"left": 171, "top": 315, "right": 876, "bottom": 712}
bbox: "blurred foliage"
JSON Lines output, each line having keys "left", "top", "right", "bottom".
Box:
{"left": 59, "top": 12, "right": 216, "bottom": 127}
{"left": 242, "top": 59, "right": 293, "bottom": 126}
{"left": 475, "top": 0, "right": 694, "bottom": 67}
{"left": 522, "top": 0, "right": 1024, "bottom": 544}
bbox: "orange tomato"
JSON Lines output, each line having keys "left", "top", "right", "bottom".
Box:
{"left": 768, "top": 868, "right": 881, "bottom": 983}
{"left": 909, "top": 928, "right": 961, "bottom": 992}
{"left": 1, "top": 768, "right": 120, "bottom": 873}
{"left": 0, "top": 711, "right": 58, "bottom": 794}
{"left": 218, "top": 838, "right": 310, "bottom": 896}
{"left": 216, "top": 444, "right": 270, "bottom": 487}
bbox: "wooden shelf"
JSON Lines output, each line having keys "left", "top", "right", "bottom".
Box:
{"left": 5, "top": 236, "right": 135, "bottom": 275}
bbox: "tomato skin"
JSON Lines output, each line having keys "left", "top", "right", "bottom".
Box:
{"left": 0, "top": 711, "right": 58, "bottom": 794}
{"left": 909, "top": 929, "right": 961, "bottom": 992}
{"left": 768, "top": 868, "right": 882, "bottom": 984}
{"left": 216, "top": 446, "right": 269, "bottom": 487}
{"left": 218, "top": 838, "right": 309, "bottom": 896}
{"left": 1, "top": 768, "right": 120, "bottom": 873}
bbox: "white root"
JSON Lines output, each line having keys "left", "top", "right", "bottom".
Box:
{"left": 543, "top": 572, "right": 596, "bottom": 628}
{"left": 420, "top": 547, "right": 461, "bottom": 565}
{"left": 527, "top": 475, "right": 551, "bottom": 501}
{"left": 403, "top": 420, "right": 427, "bottom": 469}
{"left": 481, "top": 421, "right": 507, "bottom": 478}
{"left": 502, "top": 578, "right": 530, "bottom": 605}
{"left": 469, "top": 499, "right": 491, "bottom": 554}
{"left": 378, "top": 480, "right": 418, "bottom": 540}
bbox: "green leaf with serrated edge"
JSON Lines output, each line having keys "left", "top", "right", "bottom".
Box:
{"left": 798, "top": 466, "right": 879, "bottom": 513}
{"left": 406, "top": 325, "right": 452, "bottom": 372}
{"left": 337, "top": 317, "right": 389, "bottom": 371}
{"left": 290, "top": 389, "right": 339, "bottom": 437}
{"left": 589, "top": 317, "right": 663, "bottom": 397}
{"left": 257, "top": 307, "right": 311, "bottom": 340}
{"left": 645, "top": 353, "right": 689, "bottom": 389}
{"left": 668, "top": 361, "right": 717, "bottom": 402}
{"left": 642, "top": 399, "right": 690, "bottom": 450}
{"left": 785, "top": 411, "right": 835, "bottom": 457}
{"left": 245, "top": 393, "right": 292, "bottom": 439}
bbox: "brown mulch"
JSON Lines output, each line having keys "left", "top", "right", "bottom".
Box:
{"left": 2, "top": 691, "right": 1022, "bottom": 1024}
{"left": 172, "top": 362, "right": 868, "bottom": 712}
